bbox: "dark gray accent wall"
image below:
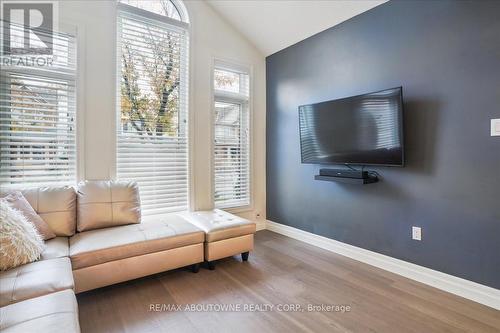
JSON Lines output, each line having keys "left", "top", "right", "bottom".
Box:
{"left": 266, "top": 0, "right": 500, "bottom": 289}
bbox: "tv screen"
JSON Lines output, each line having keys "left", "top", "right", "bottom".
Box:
{"left": 299, "top": 87, "right": 404, "bottom": 166}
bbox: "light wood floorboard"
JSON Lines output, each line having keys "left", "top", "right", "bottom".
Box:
{"left": 77, "top": 230, "right": 500, "bottom": 333}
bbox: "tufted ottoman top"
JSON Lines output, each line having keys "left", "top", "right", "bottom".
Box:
{"left": 178, "top": 209, "right": 256, "bottom": 242}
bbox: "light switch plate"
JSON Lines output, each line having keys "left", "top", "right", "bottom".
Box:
{"left": 491, "top": 119, "right": 500, "bottom": 136}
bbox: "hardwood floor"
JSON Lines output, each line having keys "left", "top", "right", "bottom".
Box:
{"left": 77, "top": 230, "right": 500, "bottom": 333}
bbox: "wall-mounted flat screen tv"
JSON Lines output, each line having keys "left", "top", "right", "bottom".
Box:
{"left": 299, "top": 87, "right": 404, "bottom": 166}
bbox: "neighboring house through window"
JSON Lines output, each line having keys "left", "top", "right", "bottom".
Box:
{"left": 0, "top": 23, "right": 77, "bottom": 187}
{"left": 213, "top": 62, "right": 251, "bottom": 209}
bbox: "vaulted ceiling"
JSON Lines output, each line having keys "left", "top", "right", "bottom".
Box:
{"left": 207, "top": 0, "right": 387, "bottom": 56}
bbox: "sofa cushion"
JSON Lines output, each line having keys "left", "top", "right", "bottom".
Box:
{"left": 2, "top": 192, "right": 56, "bottom": 240}
{"left": 77, "top": 180, "right": 141, "bottom": 232}
{"left": 0, "top": 257, "right": 74, "bottom": 307}
{"left": 70, "top": 214, "right": 204, "bottom": 269}
{"left": 0, "top": 289, "right": 80, "bottom": 333}
{"left": 3, "top": 186, "right": 77, "bottom": 237}
{"left": 179, "top": 209, "right": 256, "bottom": 242}
{"left": 41, "top": 237, "right": 69, "bottom": 261}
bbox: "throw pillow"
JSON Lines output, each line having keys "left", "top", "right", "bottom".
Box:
{"left": 0, "top": 199, "right": 45, "bottom": 271}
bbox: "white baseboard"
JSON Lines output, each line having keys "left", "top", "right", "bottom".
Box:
{"left": 265, "top": 220, "right": 500, "bottom": 310}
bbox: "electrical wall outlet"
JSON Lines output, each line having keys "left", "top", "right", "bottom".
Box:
{"left": 412, "top": 226, "right": 422, "bottom": 241}
{"left": 491, "top": 119, "right": 500, "bottom": 136}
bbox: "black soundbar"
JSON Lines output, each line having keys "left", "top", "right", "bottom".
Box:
{"left": 319, "top": 168, "right": 369, "bottom": 179}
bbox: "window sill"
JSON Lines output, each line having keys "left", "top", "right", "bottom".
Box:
{"left": 220, "top": 205, "right": 253, "bottom": 214}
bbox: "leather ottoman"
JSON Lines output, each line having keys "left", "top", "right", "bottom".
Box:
{"left": 178, "top": 209, "right": 256, "bottom": 269}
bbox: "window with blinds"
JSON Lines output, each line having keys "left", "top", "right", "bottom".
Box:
{"left": 116, "top": 2, "right": 189, "bottom": 216}
{"left": 213, "top": 64, "right": 250, "bottom": 209}
{"left": 0, "top": 24, "right": 77, "bottom": 187}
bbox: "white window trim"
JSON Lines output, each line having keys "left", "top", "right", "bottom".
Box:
{"left": 74, "top": 23, "right": 86, "bottom": 183}
{"left": 210, "top": 57, "right": 254, "bottom": 212}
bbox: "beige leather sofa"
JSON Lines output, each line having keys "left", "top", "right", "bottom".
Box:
{"left": 1, "top": 186, "right": 80, "bottom": 332}
{"left": 0, "top": 181, "right": 256, "bottom": 332}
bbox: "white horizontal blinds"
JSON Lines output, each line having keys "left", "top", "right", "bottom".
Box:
{"left": 0, "top": 26, "right": 77, "bottom": 187}
{"left": 213, "top": 65, "right": 250, "bottom": 208}
{"left": 116, "top": 6, "right": 189, "bottom": 216}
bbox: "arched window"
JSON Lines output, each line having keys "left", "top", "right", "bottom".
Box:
{"left": 118, "top": 0, "right": 189, "bottom": 23}
{"left": 116, "top": 0, "right": 190, "bottom": 215}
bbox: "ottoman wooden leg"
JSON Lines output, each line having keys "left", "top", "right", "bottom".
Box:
{"left": 241, "top": 252, "right": 249, "bottom": 262}
{"left": 207, "top": 261, "right": 216, "bottom": 270}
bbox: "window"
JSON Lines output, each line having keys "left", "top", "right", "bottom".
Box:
{"left": 118, "top": 0, "right": 188, "bottom": 22}
{"left": 116, "top": 1, "right": 189, "bottom": 216}
{"left": 0, "top": 25, "right": 77, "bottom": 187}
{"left": 213, "top": 63, "right": 250, "bottom": 209}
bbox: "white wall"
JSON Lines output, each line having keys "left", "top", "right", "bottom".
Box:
{"left": 59, "top": 0, "right": 266, "bottom": 224}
